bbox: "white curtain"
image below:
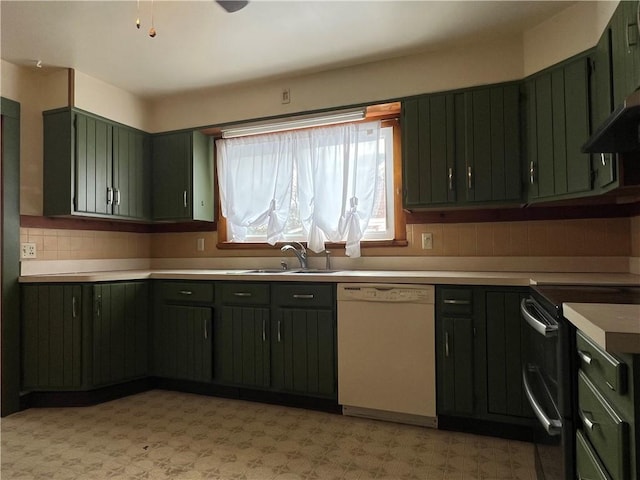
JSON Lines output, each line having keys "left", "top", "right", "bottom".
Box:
{"left": 297, "top": 121, "right": 381, "bottom": 257}
{"left": 216, "top": 133, "right": 294, "bottom": 244}
{"left": 217, "top": 120, "right": 382, "bottom": 257}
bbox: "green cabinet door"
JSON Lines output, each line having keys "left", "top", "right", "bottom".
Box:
{"left": 22, "top": 284, "right": 84, "bottom": 390}
{"left": 113, "top": 126, "right": 150, "bottom": 219}
{"left": 75, "top": 113, "right": 113, "bottom": 215}
{"left": 92, "top": 282, "right": 148, "bottom": 387}
{"left": 214, "top": 306, "right": 270, "bottom": 388}
{"left": 460, "top": 84, "right": 521, "bottom": 203}
{"left": 271, "top": 307, "right": 336, "bottom": 398}
{"left": 43, "top": 108, "right": 150, "bottom": 220}
{"left": 485, "top": 290, "right": 532, "bottom": 418}
{"left": 525, "top": 55, "right": 593, "bottom": 201}
{"left": 402, "top": 93, "right": 456, "bottom": 207}
{"left": 153, "top": 304, "right": 212, "bottom": 382}
{"left": 611, "top": 0, "right": 640, "bottom": 106}
{"left": 437, "top": 316, "right": 475, "bottom": 415}
{"left": 151, "top": 131, "right": 214, "bottom": 222}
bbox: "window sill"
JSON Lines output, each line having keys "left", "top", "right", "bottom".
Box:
{"left": 216, "top": 239, "right": 408, "bottom": 250}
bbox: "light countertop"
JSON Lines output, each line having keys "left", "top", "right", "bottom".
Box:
{"left": 18, "top": 269, "right": 640, "bottom": 287}
{"left": 564, "top": 303, "right": 640, "bottom": 354}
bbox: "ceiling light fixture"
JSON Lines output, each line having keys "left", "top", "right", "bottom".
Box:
{"left": 136, "top": 0, "right": 141, "bottom": 29}
{"left": 148, "top": 0, "right": 157, "bottom": 37}
{"left": 221, "top": 109, "right": 366, "bottom": 139}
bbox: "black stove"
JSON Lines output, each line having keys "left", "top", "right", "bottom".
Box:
{"left": 522, "top": 284, "right": 640, "bottom": 480}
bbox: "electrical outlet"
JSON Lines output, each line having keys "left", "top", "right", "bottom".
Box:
{"left": 281, "top": 88, "right": 291, "bottom": 104}
{"left": 21, "top": 242, "right": 37, "bottom": 259}
{"left": 197, "top": 238, "right": 205, "bottom": 251}
{"left": 421, "top": 233, "right": 433, "bottom": 250}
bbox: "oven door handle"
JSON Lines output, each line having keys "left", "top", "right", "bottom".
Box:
{"left": 523, "top": 365, "right": 562, "bottom": 436}
{"left": 521, "top": 298, "right": 558, "bottom": 337}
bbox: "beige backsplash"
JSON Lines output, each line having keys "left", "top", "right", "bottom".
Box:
{"left": 20, "top": 216, "right": 638, "bottom": 269}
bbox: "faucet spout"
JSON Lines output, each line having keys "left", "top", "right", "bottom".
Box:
{"left": 280, "top": 242, "right": 308, "bottom": 269}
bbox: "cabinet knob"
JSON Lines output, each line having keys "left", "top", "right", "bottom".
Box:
{"left": 467, "top": 166, "right": 473, "bottom": 190}
{"left": 448, "top": 167, "right": 454, "bottom": 191}
{"left": 529, "top": 161, "right": 536, "bottom": 184}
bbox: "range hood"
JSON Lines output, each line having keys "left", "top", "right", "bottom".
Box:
{"left": 582, "top": 89, "right": 640, "bottom": 154}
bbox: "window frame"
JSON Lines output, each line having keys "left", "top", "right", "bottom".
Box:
{"left": 215, "top": 116, "right": 407, "bottom": 250}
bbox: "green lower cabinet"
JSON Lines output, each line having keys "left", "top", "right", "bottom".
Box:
{"left": 92, "top": 282, "right": 149, "bottom": 387}
{"left": 436, "top": 286, "right": 533, "bottom": 427}
{"left": 22, "top": 284, "right": 84, "bottom": 390}
{"left": 214, "top": 305, "right": 270, "bottom": 388}
{"left": 437, "top": 316, "right": 475, "bottom": 415}
{"left": 271, "top": 308, "right": 336, "bottom": 398}
{"left": 152, "top": 304, "right": 212, "bottom": 382}
{"left": 485, "top": 290, "right": 532, "bottom": 418}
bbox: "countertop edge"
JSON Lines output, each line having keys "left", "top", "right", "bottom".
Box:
{"left": 563, "top": 302, "right": 640, "bottom": 354}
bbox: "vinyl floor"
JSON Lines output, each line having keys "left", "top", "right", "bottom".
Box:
{"left": 0, "top": 389, "right": 537, "bottom": 479}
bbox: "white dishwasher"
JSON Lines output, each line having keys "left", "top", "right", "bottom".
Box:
{"left": 337, "top": 283, "right": 436, "bottom": 427}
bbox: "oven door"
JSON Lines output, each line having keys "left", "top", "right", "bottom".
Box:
{"left": 521, "top": 297, "right": 573, "bottom": 480}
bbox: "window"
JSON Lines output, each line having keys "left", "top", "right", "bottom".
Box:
{"left": 216, "top": 109, "right": 403, "bottom": 257}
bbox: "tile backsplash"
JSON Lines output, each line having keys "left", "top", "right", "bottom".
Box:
{"left": 21, "top": 216, "right": 636, "bottom": 261}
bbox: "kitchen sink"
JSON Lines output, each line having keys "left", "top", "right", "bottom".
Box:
{"left": 243, "top": 268, "right": 339, "bottom": 274}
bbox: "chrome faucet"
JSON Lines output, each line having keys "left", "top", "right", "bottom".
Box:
{"left": 281, "top": 242, "right": 308, "bottom": 269}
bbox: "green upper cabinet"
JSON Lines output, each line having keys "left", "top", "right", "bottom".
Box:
{"left": 43, "top": 109, "right": 150, "bottom": 220}
{"left": 611, "top": 0, "right": 640, "bottom": 107}
{"left": 151, "top": 131, "right": 214, "bottom": 222}
{"left": 402, "top": 82, "right": 521, "bottom": 209}
{"left": 458, "top": 84, "right": 522, "bottom": 203}
{"left": 524, "top": 54, "right": 593, "bottom": 202}
{"left": 403, "top": 93, "right": 456, "bottom": 207}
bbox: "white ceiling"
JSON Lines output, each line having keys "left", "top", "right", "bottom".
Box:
{"left": 1, "top": 1, "right": 575, "bottom": 99}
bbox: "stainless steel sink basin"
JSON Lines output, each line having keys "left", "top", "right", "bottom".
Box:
{"left": 243, "top": 268, "right": 338, "bottom": 274}
{"left": 244, "top": 269, "right": 290, "bottom": 274}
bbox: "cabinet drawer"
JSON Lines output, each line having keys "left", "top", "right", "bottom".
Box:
{"left": 220, "top": 283, "right": 270, "bottom": 305}
{"left": 578, "top": 370, "right": 629, "bottom": 480}
{"left": 160, "top": 282, "right": 214, "bottom": 303}
{"left": 576, "top": 429, "right": 612, "bottom": 480}
{"left": 273, "top": 284, "right": 333, "bottom": 308}
{"left": 577, "top": 330, "right": 627, "bottom": 395}
{"left": 439, "top": 288, "right": 473, "bottom": 315}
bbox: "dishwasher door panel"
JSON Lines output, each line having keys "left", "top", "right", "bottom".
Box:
{"left": 337, "top": 300, "right": 435, "bottom": 419}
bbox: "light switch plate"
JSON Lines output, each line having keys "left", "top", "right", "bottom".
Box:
{"left": 197, "top": 238, "right": 205, "bottom": 251}
{"left": 421, "top": 233, "right": 433, "bottom": 250}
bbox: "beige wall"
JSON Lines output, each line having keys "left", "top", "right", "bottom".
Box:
{"left": 148, "top": 217, "right": 631, "bottom": 260}
{"left": 147, "top": 36, "right": 525, "bottom": 132}
{"left": 20, "top": 227, "right": 150, "bottom": 261}
{"left": 74, "top": 70, "right": 151, "bottom": 131}
{"left": 523, "top": 1, "right": 617, "bottom": 76}
{"left": 1, "top": 60, "right": 68, "bottom": 216}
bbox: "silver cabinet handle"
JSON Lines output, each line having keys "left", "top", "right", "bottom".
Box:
{"left": 183, "top": 190, "right": 188, "bottom": 208}
{"left": 443, "top": 299, "right": 470, "bottom": 305}
{"left": 115, "top": 188, "right": 121, "bottom": 206}
{"left": 233, "top": 292, "right": 252, "bottom": 297}
{"left": 579, "top": 409, "right": 598, "bottom": 431}
{"left": 72, "top": 296, "right": 78, "bottom": 319}
{"left": 529, "top": 161, "right": 535, "bottom": 184}
{"left": 262, "top": 318, "right": 266, "bottom": 342}
{"left": 523, "top": 365, "right": 562, "bottom": 436}
{"left": 204, "top": 318, "right": 208, "bottom": 340}
{"left": 601, "top": 153, "right": 607, "bottom": 167}
{"left": 107, "top": 187, "right": 114, "bottom": 205}
{"left": 577, "top": 350, "right": 593, "bottom": 365}
{"left": 448, "top": 167, "right": 453, "bottom": 191}
{"left": 179, "top": 290, "right": 193, "bottom": 296}
{"left": 467, "top": 166, "right": 473, "bottom": 190}
{"left": 520, "top": 298, "right": 558, "bottom": 337}
{"left": 96, "top": 294, "right": 102, "bottom": 318}
{"left": 293, "top": 294, "right": 314, "bottom": 299}
{"left": 445, "top": 332, "right": 450, "bottom": 358}
{"left": 277, "top": 320, "right": 282, "bottom": 343}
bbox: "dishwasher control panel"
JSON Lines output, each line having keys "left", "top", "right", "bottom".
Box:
{"left": 337, "top": 284, "right": 434, "bottom": 304}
